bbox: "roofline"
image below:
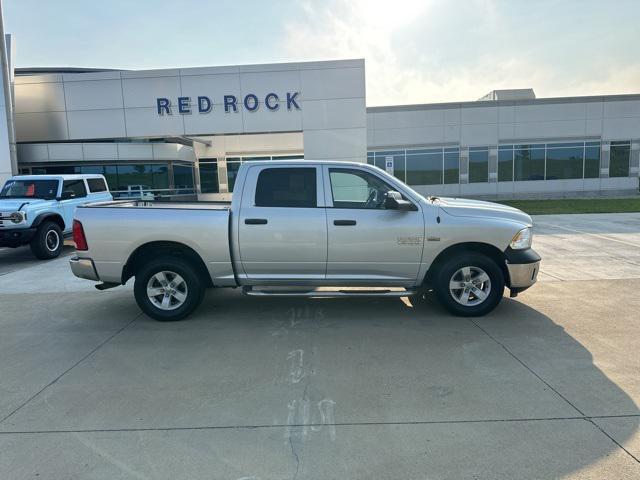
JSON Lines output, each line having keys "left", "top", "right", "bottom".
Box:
{"left": 243, "top": 159, "right": 365, "bottom": 166}
{"left": 15, "top": 67, "right": 124, "bottom": 76}
{"left": 367, "top": 92, "right": 640, "bottom": 112}
{"left": 14, "top": 59, "right": 364, "bottom": 78}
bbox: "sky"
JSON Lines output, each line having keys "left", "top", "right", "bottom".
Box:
{"left": 4, "top": 0, "right": 640, "bottom": 106}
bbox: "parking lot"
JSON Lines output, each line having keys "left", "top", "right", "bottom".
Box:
{"left": 0, "top": 213, "right": 639, "bottom": 479}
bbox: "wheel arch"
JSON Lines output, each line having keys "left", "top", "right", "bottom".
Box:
{"left": 423, "top": 242, "right": 510, "bottom": 286}
{"left": 122, "top": 241, "right": 213, "bottom": 287}
{"left": 32, "top": 213, "right": 65, "bottom": 231}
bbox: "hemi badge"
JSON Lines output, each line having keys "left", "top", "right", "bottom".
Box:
{"left": 397, "top": 236, "right": 422, "bottom": 245}
{"left": 426, "top": 237, "right": 441, "bottom": 242}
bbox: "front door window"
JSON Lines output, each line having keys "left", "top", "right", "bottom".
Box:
{"left": 329, "top": 168, "right": 394, "bottom": 209}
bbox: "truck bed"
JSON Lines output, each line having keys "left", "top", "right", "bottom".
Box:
{"left": 75, "top": 199, "right": 234, "bottom": 286}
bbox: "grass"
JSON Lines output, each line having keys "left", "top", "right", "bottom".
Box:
{"left": 498, "top": 197, "right": 640, "bottom": 215}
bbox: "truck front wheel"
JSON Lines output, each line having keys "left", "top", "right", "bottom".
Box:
{"left": 133, "top": 256, "right": 205, "bottom": 321}
{"left": 30, "top": 221, "right": 64, "bottom": 259}
{"left": 433, "top": 253, "right": 504, "bottom": 317}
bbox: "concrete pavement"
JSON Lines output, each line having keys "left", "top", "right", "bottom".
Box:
{"left": 0, "top": 240, "right": 75, "bottom": 277}
{"left": 0, "top": 213, "right": 639, "bottom": 479}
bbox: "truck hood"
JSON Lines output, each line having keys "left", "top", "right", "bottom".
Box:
{"left": 437, "top": 197, "right": 532, "bottom": 225}
{"left": 0, "top": 198, "right": 47, "bottom": 211}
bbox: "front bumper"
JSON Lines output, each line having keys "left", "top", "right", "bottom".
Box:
{"left": 505, "top": 247, "right": 541, "bottom": 291}
{"left": 69, "top": 256, "right": 100, "bottom": 281}
{"left": 0, "top": 227, "right": 37, "bottom": 247}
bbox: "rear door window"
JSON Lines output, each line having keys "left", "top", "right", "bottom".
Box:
{"left": 255, "top": 168, "right": 317, "bottom": 208}
{"left": 62, "top": 179, "right": 87, "bottom": 198}
{"left": 87, "top": 178, "right": 108, "bottom": 193}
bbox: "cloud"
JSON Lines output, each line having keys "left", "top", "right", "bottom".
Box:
{"left": 281, "top": 0, "right": 640, "bottom": 105}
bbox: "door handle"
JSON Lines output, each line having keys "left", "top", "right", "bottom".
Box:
{"left": 245, "top": 218, "right": 268, "bottom": 225}
{"left": 334, "top": 220, "right": 356, "bottom": 226}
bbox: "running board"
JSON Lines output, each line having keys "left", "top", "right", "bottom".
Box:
{"left": 242, "top": 287, "right": 418, "bottom": 297}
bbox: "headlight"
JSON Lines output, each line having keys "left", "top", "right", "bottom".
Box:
{"left": 9, "top": 211, "right": 25, "bottom": 224}
{"left": 510, "top": 227, "right": 532, "bottom": 250}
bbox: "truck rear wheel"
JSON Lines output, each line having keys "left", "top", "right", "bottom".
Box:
{"left": 30, "top": 221, "right": 64, "bottom": 259}
{"left": 433, "top": 253, "right": 504, "bottom": 317}
{"left": 134, "top": 256, "right": 205, "bottom": 321}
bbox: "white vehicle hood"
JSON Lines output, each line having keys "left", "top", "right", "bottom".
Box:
{"left": 0, "top": 198, "right": 47, "bottom": 211}
{"left": 437, "top": 197, "right": 532, "bottom": 225}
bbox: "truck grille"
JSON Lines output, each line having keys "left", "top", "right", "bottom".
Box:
{"left": 0, "top": 212, "right": 11, "bottom": 228}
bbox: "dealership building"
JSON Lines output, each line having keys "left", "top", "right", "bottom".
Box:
{"left": 0, "top": 58, "right": 638, "bottom": 199}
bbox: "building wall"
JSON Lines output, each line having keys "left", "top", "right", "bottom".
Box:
{"left": 14, "top": 59, "right": 367, "bottom": 164}
{"left": 0, "top": 70, "right": 11, "bottom": 185}
{"left": 367, "top": 96, "right": 640, "bottom": 198}
{"left": 0, "top": 34, "right": 13, "bottom": 186}
{"left": 17, "top": 142, "right": 195, "bottom": 165}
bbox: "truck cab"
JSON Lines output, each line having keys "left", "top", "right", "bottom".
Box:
{"left": 0, "top": 174, "right": 112, "bottom": 259}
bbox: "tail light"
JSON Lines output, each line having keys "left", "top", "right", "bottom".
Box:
{"left": 73, "top": 220, "right": 88, "bottom": 251}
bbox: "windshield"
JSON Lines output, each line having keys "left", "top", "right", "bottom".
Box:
{"left": 0, "top": 179, "right": 59, "bottom": 200}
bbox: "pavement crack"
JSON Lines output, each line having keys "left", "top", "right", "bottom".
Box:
{"left": 467, "top": 317, "right": 640, "bottom": 465}
{"left": 586, "top": 418, "right": 640, "bottom": 464}
{"left": 2, "top": 415, "right": 627, "bottom": 435}
{"left": 289, "top": 434, "right": 300, "bottom": 480}
{"left": 0, "top": 312, "right": 142, "bottom": 425}
{"left": 466, "top": 317, "right": 586, "bottom": 417}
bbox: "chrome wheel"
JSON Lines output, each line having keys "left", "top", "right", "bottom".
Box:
{"left": 449, "top": 266, "right": 491, "bottom": 307}
{"left": 146, "top": 271, "right": 188, "bottom": 311}
{"left": 45, "top": 229, "right": 60, "bottom": 252}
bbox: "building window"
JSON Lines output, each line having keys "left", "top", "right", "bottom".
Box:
{"left": 406, "top": 149, "right": 443, "bottom": 185}
{"left": 610, "top": 141, "right": 631, "bottom": 177}
{"left": 468, "top": 147, "right": 489, "bottom": 183}
{"left": 173, "top": 164, "right": 195, "bottom": 193}
{"left": 368, "top": 147, "right": 459, "bottom": 185}
{"left": 545, "top": 143, "right": 584, "bottom": 180}
{"left": 273, "top": 155, "right": 304, "bottom": 160}
{"left": 375, "top": 150, "right": 405, "bottom": 182}
{"left": 103, "top": 165, "right": 118, "bottom": 191}
{"left": 584, "top": 142, "right": 601, "bottom": 179}
{"left": 151, "top": 165, "right": 169, "bottom": 190}
{"left": 116, "top": 164, "right": 154, "bottom": 192}
{"left": 498, "top": 146, "right": 514, "bottom": 182}
{"left": 40, "top": 166, "right": 79, "bottom": 174}
{"left": 199, "top": 160, "right": 219, "bottom": 193}
{"left": 444, "top": 148, "right": 460, "bottom": 184}
{"left": 227, "top": 158, "right": 242, "bottom": 192}
{"left": 514, "top": 145, "right": 545, "bottom": 181}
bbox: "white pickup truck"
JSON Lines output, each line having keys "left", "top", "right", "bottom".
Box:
{"left": 70, "top": 160, "right": 540, "bottom": 321}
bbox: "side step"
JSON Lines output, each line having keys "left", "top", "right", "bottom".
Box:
{"left": 242, "top": 286, "right": 418, "bottom": 297}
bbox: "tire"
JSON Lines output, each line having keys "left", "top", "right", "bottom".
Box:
{"left": 432, "top": 253, "right": 504, "bottom": 317}
{"left": 133, "top": 256, "right": 205, "bottom": 321}
{"left": 30, "top": 221, "right": 64, "bottom": 259}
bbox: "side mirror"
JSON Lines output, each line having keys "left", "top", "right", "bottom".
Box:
{"left": 384, "top": 191, "right": 414, "bottom": 211}
{"left": 58, "top": 191, "right": 74, "bottom": 201}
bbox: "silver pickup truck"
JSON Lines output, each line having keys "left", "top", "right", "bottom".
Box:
{"left": 70, "top": 160, "right": 540, "bottom": 321}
